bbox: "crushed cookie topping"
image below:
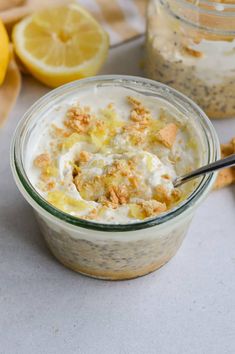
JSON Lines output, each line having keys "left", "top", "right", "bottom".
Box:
{"left": 73, "top": 157, "right": 137, "bottom": 206}
{"left": 82, "top": 208, "right": 99, "bottom": 220}
{"left": 215, "top": 137, "right": 235, "bottom": 190}
{"left": 154, "top": 184, "right": 182, "bottom": 204}
{"left": 32, "top": 95, "right": 192, "bottom": 222}
{"left": 155, "top": 123, "right": 178, "bottom": 148}
{"left": 33, "top": 153, "right": 58, "bottom": 192}
{"left": 129, "top": 175, "right": 139, "bottom": 188}
{"left": 154, "top": 185, "right": 172, "bottom": 204}
{"left": 47, "top": 181, "right": 56, "bottom": 190}
{"left": 111, "top": 185, "right": 129, "bottom": 205}
{"left": 214, "top": 168, "right": 235, "bottom": 190}
{"left": 51, "top": 124, "right": 70, "bottom": 138}
{"left": 78, "top": 150, "right": 91, "bottom": 163}
{"left": 65, "top": 104, "right": 91, "bottom": 133}
{"left": 162, "top": 174, "right": 171, "bottom": 180}
{"left": 182, "top": 46, "right": 203, "bottom": 58}
{"left": 34, "top": 153, "right": 50, "bottom": 168}
{"left": 221, "top": 138, "right": 235, "bottom": 157}
{"left": 128, "top": 96, "right": 151, "bottom": 130}
{"left": 171, "top": 188, "right": 182, "bottom": 202}
{"left": 138, "top": 200, "right": 167, "bottom": 217}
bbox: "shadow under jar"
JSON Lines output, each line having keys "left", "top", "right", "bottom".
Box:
{"left": 11, "top": 76, "right": 219, "bottom": 280}
{"left": 146, "top": 0, "right": 235, "bottom": 119}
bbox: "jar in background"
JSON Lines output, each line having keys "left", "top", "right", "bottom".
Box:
{"left": 146, "top": 0, "right": 235, "bottom": 119}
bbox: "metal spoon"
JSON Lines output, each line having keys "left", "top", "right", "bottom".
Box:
{"left": 173, "top": 154, "right": 235, "bottom": 188}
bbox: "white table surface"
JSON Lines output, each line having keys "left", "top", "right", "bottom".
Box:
{"left": 1, "top": 37, "right": 235, "bottom": 354}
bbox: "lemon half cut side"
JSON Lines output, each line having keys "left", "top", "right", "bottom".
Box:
{"left": 13, "top": 3, "right": 109, "bottom": 87}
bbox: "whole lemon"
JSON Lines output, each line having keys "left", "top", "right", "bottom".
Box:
{"left": 0, "top": 19, "right": 10, "bottom": 85}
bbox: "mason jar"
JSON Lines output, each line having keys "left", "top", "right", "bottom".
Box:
{"left": 11, "top": 75, "right": 219, "bottom": 280}
{"left": 146, "top": 0, "right": 235, "bottom": 119}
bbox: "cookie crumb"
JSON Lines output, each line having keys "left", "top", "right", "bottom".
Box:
{"left": 214, "top": 137, "right": 235, "bottom": 190}
{"left": 79, "top": 150, "right": 91, "bottom": 163}
{"left": 34, "top": 153, "right": 50, "bottom": 168}
{"left": 156, "top": 123, "right": 178, "bottom": 148}
{"left": 138, "top": 200, "right": 167, "bottom": 217}
{"left": 183, "top": 46, "right": 203, "bottom": 58}
{"left": 214, "top": 168, "right": 235, "bottom": 190}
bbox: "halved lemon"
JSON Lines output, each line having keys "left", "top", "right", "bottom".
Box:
{"left": 12, "top": 3, "right": 109, "bottom": 87}
{"left": 0, "top": 19, "right": 10, "bottom": 85}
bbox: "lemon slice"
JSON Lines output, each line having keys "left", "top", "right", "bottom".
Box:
{"left": 0, "top": 19, "right": 10, "bottom": 85}
{"left": 12, "top": 3, "right": 109, "bottom": 87}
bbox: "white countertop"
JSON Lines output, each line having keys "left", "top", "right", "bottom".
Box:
{"left": 1, "top": 38, "right": 235, "bottom": 354}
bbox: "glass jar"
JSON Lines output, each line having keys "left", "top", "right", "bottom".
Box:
{"left": 146, "top": 0, "right": 235, "bottom": 119}
{"left": 11, "top": 75, "right": 220, "bottom": 280}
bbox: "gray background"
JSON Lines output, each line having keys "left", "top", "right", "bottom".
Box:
{"left": 1, "top": 38, "right": 235, "bottom": 354}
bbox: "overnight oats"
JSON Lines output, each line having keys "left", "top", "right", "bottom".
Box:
{"left": 11, "top": 76, "right": 219, "bottom": 280}
{"left": 146, "top": 0, "right": 235, "bottom": 119}
{"left": 30, "top": 93, "right": 199, "bottom": 223}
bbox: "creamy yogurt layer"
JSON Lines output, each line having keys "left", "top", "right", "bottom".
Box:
{"left": 27, "top": 87, "right": 200, "bottom": 224}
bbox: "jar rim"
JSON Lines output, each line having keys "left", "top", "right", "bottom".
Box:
{"left": 175, "top": 0, "right": 235, "bottom": 11}
{"left": 11, "top": 75, "right": 220, "bottom": 232}
{"left": 158, "top": 0, "right": 235, "bottom": 35}
{"left": 166, "top": 0, "right": 235, "bottom": 14}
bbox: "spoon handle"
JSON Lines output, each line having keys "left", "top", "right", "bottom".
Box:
{"left": 174, "top": 154, "right": 235, "bottom": 188}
